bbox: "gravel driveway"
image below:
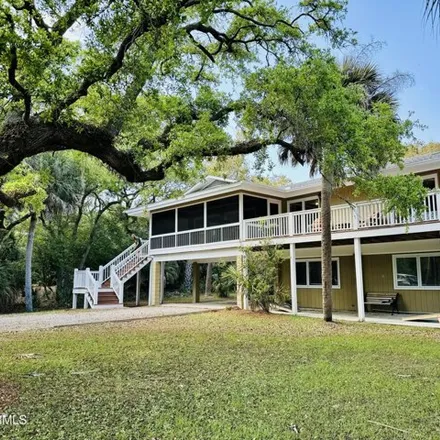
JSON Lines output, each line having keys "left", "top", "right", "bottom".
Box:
{"left": 0, "top": 303, "right": 228, "bottom": 333}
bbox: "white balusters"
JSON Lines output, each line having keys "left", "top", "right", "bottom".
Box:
{"left": 243, "top": 190, "right": 439, "bottom": 241}
{"left": 101, "top": 242, "right": 138, "bottom": 282}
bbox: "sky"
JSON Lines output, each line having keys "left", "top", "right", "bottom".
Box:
{"left": 269, "top": 0, "right": 440, "bottom": 184}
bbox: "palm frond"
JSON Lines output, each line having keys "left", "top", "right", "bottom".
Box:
{"left": 425, "top": 0, "right": 440, "bottom": 24}
{"left": 341, "top": 56, "right": 381, "bottom": 89}
{"left": 341, "top": 56, "right": 408, "bottom": 112}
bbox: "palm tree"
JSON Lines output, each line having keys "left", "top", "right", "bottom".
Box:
{"left": 425, "top": 1, "right": 440, "bottom": 24}
{"left": 279, "top": 57, "right": 400, "bottom": 321}
{"left": 23, "top": 155, "right": 83, "bottom": 312}
{"left": 24, "top": 213, "right": 37, "bottom": 312}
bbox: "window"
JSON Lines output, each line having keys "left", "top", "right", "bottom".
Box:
{"left": 295, "top": 259, "right": 340, "bottom": 288}
{"left": 393, "top": 253, "right": 440, "bottom": 289}
{"left": 422, "top": 174, "right": 438, "bottom": 190}
{"left": 421, "top": 256, "right": 440, "bottom": 286}
{"left": 243, "top": 195, "right": 268, "bottom": 219}
{"left": 178, "top": 203, "right": 204, "bottom": 231}
{"left": 296, "top": 262, "right": 307, "bottom": 285}
{"left": 207, "top": 196, "right": 239, "bottom": 227}
{"left": 395, "top": 257, "right": 418, "bottom": 287}
{"left": 151, "top": 209, "right": 176, "bottom": 236}
{"left": 309, "top": 261, "right": 322, "bottom": 285}
{"left": 288, "top": 196, "right": 319, "bottom": 212}
{"left": 270, "top": 203, "right": 279, "bottom": 215}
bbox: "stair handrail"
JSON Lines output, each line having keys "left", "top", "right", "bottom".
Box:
{"left": 110, "top": 266, "right": 124, "bottom": 303}
{"left": 114, "top": 240, "right": 149, "bottom": 281}
{"left": 100, "top": 242, "right": 138, "bottom": 283}
{"left": 85, "top": 268, "right": 99, "bottom": 306}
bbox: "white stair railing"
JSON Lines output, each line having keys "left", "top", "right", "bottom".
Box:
{"left": 99, "top": 242, "right": 138, "bottom": 283}
{"left": 73, "top": 239, "right": 150, "bottom": 308}
{"left": 114, "top": 241, "right": 150, "bottom": 282}
{"left": 73, "top": 268, "right": 99, "bottom": 307}
{"left": 110, "top": 266, "right": 124, "bottom": 304}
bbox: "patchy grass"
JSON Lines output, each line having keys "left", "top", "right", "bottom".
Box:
{"left": 0, "top": 310, "right": 439, "bottom": 439}
{"left": 0, "top": 381, "right": 19, "bottom": 413}
{"left": 163, "top": 294, "right": 236, "bottom": 304}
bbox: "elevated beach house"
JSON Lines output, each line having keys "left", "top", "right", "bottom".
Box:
{"left": 73, "top": 152, "right": 440, "bottom": 321}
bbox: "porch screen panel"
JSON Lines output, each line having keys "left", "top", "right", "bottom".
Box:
{"left": 178, "top": 203, "right": 204, "bottom": 231}
{"left": 151, "top": 209, "right": 176, "bottom": 236}
{"left": 243, "top": 195, "right": 268, "bottom": 220}
{"left": 207, "top": 196, "right": 239, "bottom": 227}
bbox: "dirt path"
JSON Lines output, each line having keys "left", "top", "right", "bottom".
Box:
{"left": 0, "top": 303, "right": 228, "bottom": 333}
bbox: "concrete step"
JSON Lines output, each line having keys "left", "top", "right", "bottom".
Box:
{"left": 92, "top": 304, "right": 124, "bottom": 309}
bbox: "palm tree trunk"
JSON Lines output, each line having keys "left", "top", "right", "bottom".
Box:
{"left": 24, "top": 213, "right": 37, "bottom": 312}
{"left": 183, "top": 261, "right": 192, "bottom": 292}
{"left": 205, "top": 263, "right": 213, "bottom": 296}
{"left": 321, "top": 174, "right": 333, "bottom": 322}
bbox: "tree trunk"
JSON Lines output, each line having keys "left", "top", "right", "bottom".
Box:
{"left": 321, "top": 174, "right": 333, "bottom": 322}
{"left": 24, "top": 213, "right": 37, "bottom": 312}
{"left": 183, "top": 261, "right": 192, "bottom": 292}
{"left": 205, "top": 263, "right": 213, "bottom": 296}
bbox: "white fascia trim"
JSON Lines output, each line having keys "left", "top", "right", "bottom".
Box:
{"left": 139, "top": 181, "right": 287, "bottom": 213}
{"left": 383, "top": 158, "right": 440, "bottom": 177}
{"left": 125, "top": 155, "right": 440, "bottom": 216}
{"left": 283, "top": 157, "right": 440, "bottom": 198}
{"left": 124, "top": 206, "right": 149, "bottom": 217}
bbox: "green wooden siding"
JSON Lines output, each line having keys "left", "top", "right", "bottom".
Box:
{"left": 363, "top": 254, "right": 440, "bottom": 313}
{"left": 281, "top": 256, "right": 357, "bottom": 311}
{"left": 281, "top": 253, "right": 440, "bottom": 313}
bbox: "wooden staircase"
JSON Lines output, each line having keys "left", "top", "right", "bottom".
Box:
{"left": 97, "top": 288, "right": 120, "bottom": 306}
{"left": 73, "top": 240, "right": 151, "bottom": 310}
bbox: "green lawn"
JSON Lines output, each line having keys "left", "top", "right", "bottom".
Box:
{"left": 0, "top": 311, "right": 439, "bottom": 440}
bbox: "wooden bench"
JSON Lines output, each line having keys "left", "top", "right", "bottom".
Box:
{"left": 364, "top": 293, "right": 399, "bottom": 315}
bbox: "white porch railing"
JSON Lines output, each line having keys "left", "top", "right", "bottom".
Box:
{"left": 357, "top": 192, "right": 440, "bottom": 228}
{"left": 150, "top": 223, "right": 240, "bottom": 250}
{"left": 244, "top": 191, "right": 440, "bottom": 240}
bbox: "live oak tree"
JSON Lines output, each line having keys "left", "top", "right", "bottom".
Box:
{"left": 242, "top": 56, "right": 427, "bottom": 321}
{"left": 0, "top": 0, "right": 352, "bottom": 209}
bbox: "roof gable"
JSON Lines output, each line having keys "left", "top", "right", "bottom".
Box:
{"left": 184, "top": 176, "right": 236, "bottom": 195}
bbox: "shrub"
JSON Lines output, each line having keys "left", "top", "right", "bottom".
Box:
{"left": 225, "top": 241, "right": 288, "bottom": 312}
{"left": 212, "top": 263, "right": 236, "bottom": 297}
